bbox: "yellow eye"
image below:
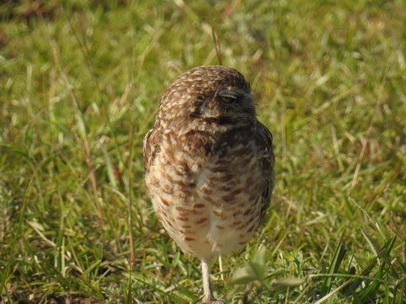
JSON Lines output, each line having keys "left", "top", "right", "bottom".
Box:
{"left": 219, "top": 95, "right": 235, "bottom": 103}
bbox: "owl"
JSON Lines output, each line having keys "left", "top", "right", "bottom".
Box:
{"left": 143, "top": 65, "right": 274, "bottom": 303}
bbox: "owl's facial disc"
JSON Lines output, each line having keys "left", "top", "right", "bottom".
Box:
{"left": 192, "top": 84, "right": 255, "bottom": 121}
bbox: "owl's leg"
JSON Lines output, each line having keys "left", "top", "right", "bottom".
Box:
{"left": 201, "top": 259, "right": 224, "bottom": 304}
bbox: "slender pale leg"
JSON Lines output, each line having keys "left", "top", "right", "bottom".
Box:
{"left": 201, "top": 259, "right": 223, "bottom": 304}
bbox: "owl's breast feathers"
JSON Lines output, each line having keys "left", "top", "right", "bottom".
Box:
{"left": 144, "top": 119, "right": 274, "bottom": 203}
{"left": 144, "top": 119, "right": 273, "bottom": 258}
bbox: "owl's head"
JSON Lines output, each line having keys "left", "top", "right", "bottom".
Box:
{"left": 160, "top": 65, "right": 256, "bottom": 125}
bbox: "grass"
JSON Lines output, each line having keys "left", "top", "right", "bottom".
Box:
{"left": 0, "top": 0, "right": 405, "bottom": 303}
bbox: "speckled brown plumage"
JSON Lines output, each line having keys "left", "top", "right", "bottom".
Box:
{"left": 143, "top": 65, "right": 274, "bottom": 303}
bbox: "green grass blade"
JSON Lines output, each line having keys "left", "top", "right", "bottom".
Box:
{"left": 319, "top": 231, "right": 347, "bottom": 297}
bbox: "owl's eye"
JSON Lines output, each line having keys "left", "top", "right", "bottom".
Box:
{"left": 219, "top": 95, "right": 235, "bottom": 103}
{"left": 218, "top": 91, "right": 238, "bottom": 104}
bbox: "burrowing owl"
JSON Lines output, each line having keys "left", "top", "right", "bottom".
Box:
{"left": 143, "top": 65, "right": 274, "bottom": 303}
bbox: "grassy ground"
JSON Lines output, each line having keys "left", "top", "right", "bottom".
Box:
{"left": 0, "top": 0, "right": 405, "bottom": 303}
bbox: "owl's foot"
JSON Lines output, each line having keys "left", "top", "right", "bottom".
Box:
{"left": 202, "top": 297, "right": 224, "bottom": 304}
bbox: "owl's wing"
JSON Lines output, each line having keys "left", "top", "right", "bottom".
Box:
{"left": 255, "top": 122, "right": 275, "bottom": 218}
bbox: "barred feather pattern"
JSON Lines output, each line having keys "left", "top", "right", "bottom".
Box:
{"left": 143, "top": 65, "right": 274, "bottom": 261}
